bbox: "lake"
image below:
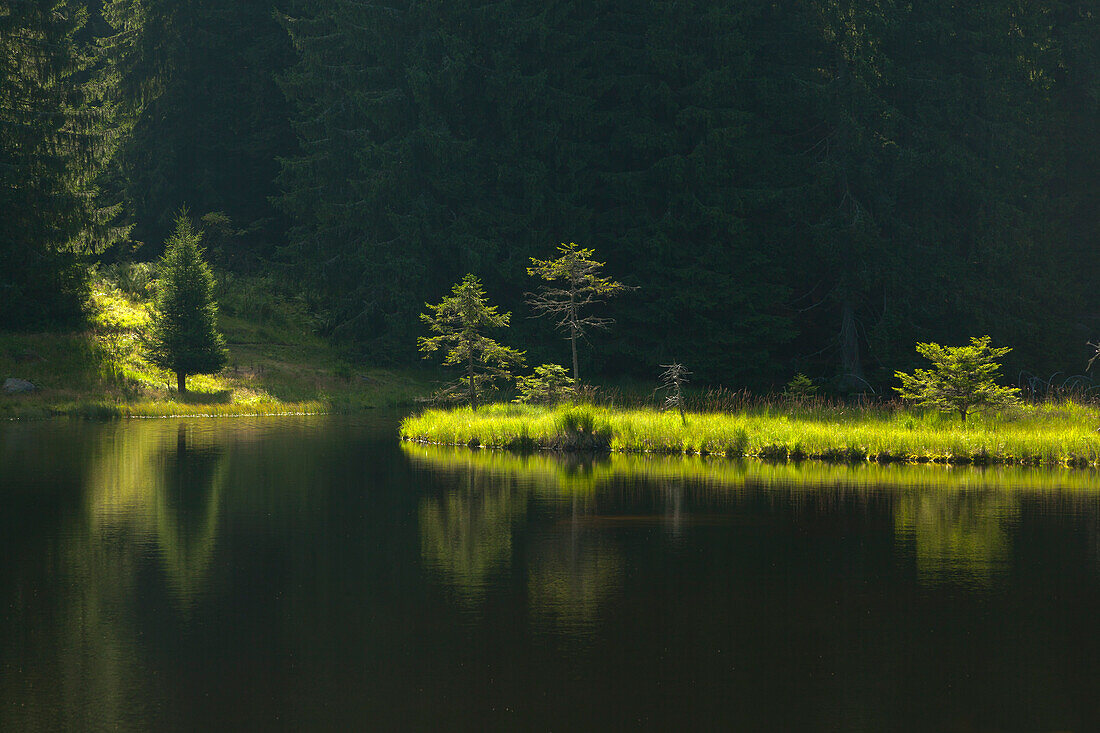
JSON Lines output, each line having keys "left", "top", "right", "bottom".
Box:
{"left": 2, "top": 414, "right": 1099, "bottom": 731}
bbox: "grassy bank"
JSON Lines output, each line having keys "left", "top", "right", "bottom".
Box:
{"left": 400, "top": 401, "right": 1100, "bottom": 467}
{"left": 2, "top": 272, "right": 432, "bottom": 418}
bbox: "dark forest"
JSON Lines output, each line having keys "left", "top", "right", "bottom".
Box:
{"left": 5, "top": 1, "right": 1099, "bottom": 390}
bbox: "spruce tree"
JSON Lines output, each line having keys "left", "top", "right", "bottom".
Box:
{"left": 419, "top": 274, "right": 525, "bottom": 410}
{"left": 147, "top": 212, "right": 228, "bottom": 394}
{"left": 1, "top": 0, "right": 128, "bottom": 328}
{"left": 895, "top": 337, "right": 1021, "bottom": 423}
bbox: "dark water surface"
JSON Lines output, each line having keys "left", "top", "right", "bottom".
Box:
{"left": 3, "top": 415, "right": 1100, "bottom": 731}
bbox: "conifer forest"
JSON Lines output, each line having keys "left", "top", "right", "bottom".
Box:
{"left": 5, "top": 1, "right": 1100, "bottom": 390}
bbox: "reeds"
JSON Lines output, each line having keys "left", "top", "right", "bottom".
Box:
{"left": 400, "top": 400, "right": 1100, "bottom": 467}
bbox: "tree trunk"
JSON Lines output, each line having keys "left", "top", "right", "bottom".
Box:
{"left": 468, "top": 349, "right": 477, "bottom": 411}
{"left": 960, "top": 407, "right": 968, "bottom": 424}
{"left": 839, "top": 297, "right": 864, "bottom": 391}
{"left": 571, "top": 328, "right": 579, "bottom": 383}
{"left": 177, "top": 371, "right": 186, "bottom": 395}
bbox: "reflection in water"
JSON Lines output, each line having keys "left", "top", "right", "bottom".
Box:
{"left": 2, "top": 421, "right": 228, "bottom": 730}
{"left": 419, "top": 481, "right": 523, "bottom": 608}
{"left": 5, "top": 421, "right": 1100, "bottom": 731}
{"left": 528, "top": 515, "right": 622, "bottom": 637}
{"left": 894, "top": 492, "right": 1019, "bottom": 587}
{"left": 2, "top": 417, "right": 326, "bottom": 731}
{"left": 406, "top": 443, "right": 619, "bottom": 494}
{"left": 403, "top": 442, "right": 1100, "bottom": 495}
{"left": 413, "top": 447, "right": 614, "bottom": 610}
{"left": 406, "top": 444, "right": 1100, "bottom": 598}
{"left": 414, "top": 446, "right": 625, "bottom": 628}
{"left": 87, "top": 422, "right": 227, "bottom": 604}
{"left": 45, "top": 501, "right": 156, "bottom": 732}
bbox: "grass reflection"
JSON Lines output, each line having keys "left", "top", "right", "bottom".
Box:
{"left": 407, "top": 444, "right": 617, "bottom": 494}
{"left": 403, "top": 442, "right": 1100, "bottom": 495}
{"left": 895, "top": 492, "right": 1019, "bottom": 588}
{"left": 406, "top": 443, "right": 1100, "bottom": 593}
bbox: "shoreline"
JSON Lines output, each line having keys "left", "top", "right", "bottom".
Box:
{"left": 400, "top": 436, "right": 1091, "bottom": 468}
{"left": 1, "top": 276, "right": 435, "bottom": 421}
{"left": 400, "top": 403, "right": 1100, "bottom": 469}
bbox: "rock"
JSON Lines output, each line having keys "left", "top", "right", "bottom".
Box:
{"left": 3, "top": 378, "right": 36, "bottom": 394}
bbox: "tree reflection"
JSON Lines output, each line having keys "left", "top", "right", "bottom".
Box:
{"left": 2, "top": 421, "right": 229, "bottom": 730}
{"left": 419, "top": 472, "right": 524, "bottom": 609}
{"left": 152, "top": 424, "right": 227, "bottom": 602}
{"left": 410, "top": 446, "right": 628, "bottom": 629}
{"left": 526, "top": 501, "right": 622, "bottom": 637}
{"left": 87, "top": 421, "right": 227, "bottom": 604}
{"left": 894, "top": 491, "right": 1020, "bottom": 588}
{"left": 411, "top": 444, "right": 626, "bottom": 611}
{"left": 33, "top": 422, "right": 227, "bottom": 727}
{"left": 408, "top": 443, "right": 1099, "bottom": 603}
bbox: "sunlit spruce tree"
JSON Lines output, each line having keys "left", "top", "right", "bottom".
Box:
{"left": 419, "top": 274, "right": 525, "bottom": 410}
{"left": 894, "top": 337, "right": 1021, "bottom": 423}
{"left": 147, "top": 212, "right": 228, "bottom": 394}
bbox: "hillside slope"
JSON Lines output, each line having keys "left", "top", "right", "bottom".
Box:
{"left": 1, "top": 271, "right": 431, "bottom": 418}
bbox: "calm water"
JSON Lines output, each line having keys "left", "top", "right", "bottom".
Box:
{"left": 2, "top": 415, "right": 1099, "bottom": 731}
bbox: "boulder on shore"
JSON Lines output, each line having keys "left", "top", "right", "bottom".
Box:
{"left": 3, "top": 378, "right": 36, "bottom": 394}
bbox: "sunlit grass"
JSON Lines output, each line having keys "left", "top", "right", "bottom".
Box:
{"left": 1, "top": 274, "right": 432, "bottom": 418}
{"left": 400, "top": 401, "right": 1100, "bottom": 467}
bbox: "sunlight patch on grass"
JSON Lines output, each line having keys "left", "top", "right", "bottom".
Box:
{"left": 400, "top": 402, "right": 1100, "bottom": 467}
{"left": 2, "top": 274, "right": 432, "bottom": 418}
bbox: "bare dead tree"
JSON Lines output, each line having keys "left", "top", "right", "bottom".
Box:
{"left": 526, "top": 243, "right": 630, "bottom": 383}
{"left": 659, "top": 362, "right": 691, "bottom": 425}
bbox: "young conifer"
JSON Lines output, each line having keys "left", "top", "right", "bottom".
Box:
{"left": 147, "top": 211, "right": 228, "bottom": 394}
{"left": 419, "top": 274, "right": 525, "bottom": 409}
{"left": 894, "top": 336, "right": 1021, "bottom": 423}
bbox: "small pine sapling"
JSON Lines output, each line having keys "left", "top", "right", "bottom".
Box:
{"left": 514, "top": 364, "right": 576, "bottom": 405}
{"left": 894, "top": 336, "right": 1021, "bottom": 423}
{"left": 784, "top": 373, "right": 818, "bottom": 402}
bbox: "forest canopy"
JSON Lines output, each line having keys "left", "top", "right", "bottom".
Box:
{"left": 4, "top": 1, "right": 1099, "bottom": 391}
